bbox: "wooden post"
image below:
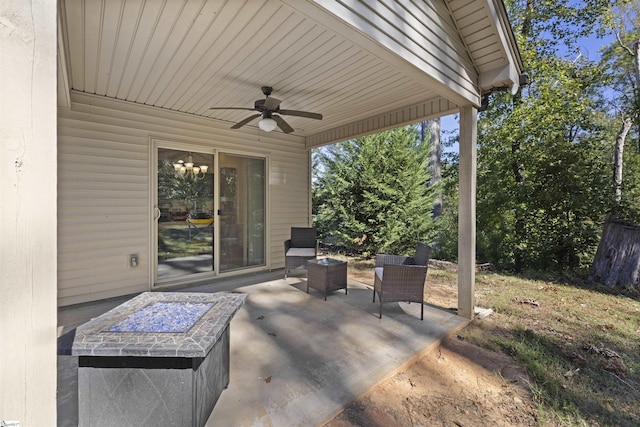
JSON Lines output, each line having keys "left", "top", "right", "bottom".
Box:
{"left": 0, "top": 0, "right": 58, "bottom": 424}
{"left": 458, "top": 106, "right": 477, "bottom": 319}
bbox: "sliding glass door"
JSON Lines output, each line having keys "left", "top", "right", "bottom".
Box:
{"left": 218, "top": 153, "right": 265, "bottom": 273}
{"left": 154, "top": 145, "right": 265, "bottom": 284}
{"left": 156, "top": 148, "right": 215, "bottom": 281}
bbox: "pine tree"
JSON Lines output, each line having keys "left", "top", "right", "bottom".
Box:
{"left": 312, "top": 127, "right": 439, "bottom": 255}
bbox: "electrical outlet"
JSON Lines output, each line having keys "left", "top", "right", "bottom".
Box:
{"left": 128, "top": 254, "right": 139, "bottom": 268}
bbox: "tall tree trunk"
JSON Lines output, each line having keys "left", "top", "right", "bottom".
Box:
{"left": 614, "top": 117, "right": 632, "bottom": 201}
{"left": 428, "top": 119, "right": 442, "bottom": 219}
{"left": 634, "top": 40, "right": 640, "bottom": 88}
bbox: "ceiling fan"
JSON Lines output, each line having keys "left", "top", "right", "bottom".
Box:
{"left": 209, "top": 86, "right": 322, "bottom": 134}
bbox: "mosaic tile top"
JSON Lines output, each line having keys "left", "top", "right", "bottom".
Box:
{"left": 72, "top": 292, "right": 246, "bottom": 358}
{"left": 107, "top": 301, "right": 215, "bottom": 333}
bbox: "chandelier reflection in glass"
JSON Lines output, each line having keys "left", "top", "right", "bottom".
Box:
{"left": 173, "top": 152, "right": 209, "bottom": 180}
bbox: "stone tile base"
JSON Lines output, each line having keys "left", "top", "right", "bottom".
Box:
{"left": 78, "top": 327, "right": 229, "bottom": 427}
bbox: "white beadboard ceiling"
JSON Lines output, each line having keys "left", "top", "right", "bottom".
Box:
{"left": 58, "top": 0, "right": 522, "bottom": 141}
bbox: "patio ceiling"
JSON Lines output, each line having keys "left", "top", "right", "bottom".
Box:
{"left": 58, "top": 0, "right": 522, "bottom": 144}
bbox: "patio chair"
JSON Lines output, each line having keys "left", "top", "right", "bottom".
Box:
{"left": 284, "top": 227, "right": 318, "bottom": 278}
{"left": 373, "top": 242, "right": 431, "bottom": 320}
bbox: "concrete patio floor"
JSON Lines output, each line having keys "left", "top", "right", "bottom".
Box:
{"left": 57, "top": 271, "right": 469, "bottom": 426}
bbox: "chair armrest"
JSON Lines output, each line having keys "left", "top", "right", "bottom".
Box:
{"left": 284, "top": 239, "right": 292, "bottom": 252}
{"left": 375, "top": 254, "right": 411, "bottom": 268}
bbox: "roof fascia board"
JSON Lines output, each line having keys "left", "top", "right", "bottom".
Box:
{"left": 57, "top": 0, "right": 71, "bottom": 109}
{"left": 479, "top": 0, "right": 524, "bottom": 94}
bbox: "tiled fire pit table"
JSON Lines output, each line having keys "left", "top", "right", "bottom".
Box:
{"left": 72, "top": 292, "right": 246, "bottom": 427}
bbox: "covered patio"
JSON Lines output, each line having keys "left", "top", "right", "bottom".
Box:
{"left": 2, "top": 0, "right": 524, "bottom": 423}
{"left": 57, "top": 272, "right": 468, "bottom": 426}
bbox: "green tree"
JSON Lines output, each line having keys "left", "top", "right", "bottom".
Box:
{"left": 312, "top": 127, "right": 439, "bottom": 256}
{"left": 158, "top": 159, "right": 213, "bottom": 213}
{"left": 472, "top": 0, "right": 623, "bottom": 272}
{"left": 600, "top": 1, "right": 640, "bottom": 223}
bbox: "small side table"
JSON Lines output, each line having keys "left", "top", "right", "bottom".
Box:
{"left": 307, "top": 258, "right": 348, "bottom": 300}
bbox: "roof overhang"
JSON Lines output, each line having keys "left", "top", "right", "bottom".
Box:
{"left": 58, "top": 0, "right": 524, "bottom": 146}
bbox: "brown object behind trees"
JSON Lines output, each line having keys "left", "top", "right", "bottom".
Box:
{"left": 589, "top": 220, "right": 640, "bottom": 290}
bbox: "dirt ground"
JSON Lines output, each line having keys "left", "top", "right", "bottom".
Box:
{"left": 325, "top": 262, "right": 539, "bottom": 427}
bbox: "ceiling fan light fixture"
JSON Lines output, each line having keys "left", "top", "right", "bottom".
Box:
{"left": 258, "top": 117, "right": 277, "bottom": 132}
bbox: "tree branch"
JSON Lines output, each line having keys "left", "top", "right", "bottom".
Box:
{"left": 616, "top": 32, "right": 634, "bottom": 56}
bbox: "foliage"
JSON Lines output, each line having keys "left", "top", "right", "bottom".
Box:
{"left": 477, "top": 52, "right": 615, "bottom": 271}
{"left": 600, "top": 1, "right": 640, "bottom": 119}
{"left": 158, "top": 159, "right": 213, "bottom": 213}
{"left": 615, "top": 151, "right": 640, "bottom": 222}
{"left": 466, "top": 0, "right": 632, "bottom": 273}
{"left": 599, "top": 1, "right": 640, "bottom": 223}
{"left": 431, "top": 137, "right": 460, "bottom": 261}
{"left": 508, "top": 0, "right": 618, "bottom": 48}
{"left": 312, "top": 127, "right": 439, "bottom": 256}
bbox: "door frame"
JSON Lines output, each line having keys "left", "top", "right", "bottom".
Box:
{"left": 150, "top": 138, "right": 270, "bottom": 289}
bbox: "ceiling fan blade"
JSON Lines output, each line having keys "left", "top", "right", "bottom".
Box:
{"left": 209, "top": 107, "right": 257, "bottom": 111}
{"left": 231, "top": 114, "right": 261, "bottom": 129}
{"left": 263, "top": 96, "right": 282, "bottom": 111}
{"left": 272, "top": 115, "right": 294, "bottom": 134}
{"left": 278, "top": 110, "right": 323, "bottom": 120}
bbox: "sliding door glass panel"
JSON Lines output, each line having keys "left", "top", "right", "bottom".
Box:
{"left": 219, "top": 154, "right": 265, "bottom": 273}
{"left": 157, "top": 148, "right": 214, "bottom": 280}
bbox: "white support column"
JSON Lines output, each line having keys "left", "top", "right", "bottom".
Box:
{"left": 458, "top": 106, "right": 477, "bottom": 319}
{"left": 0, "top": 0, "right": 57, "bottom": 424}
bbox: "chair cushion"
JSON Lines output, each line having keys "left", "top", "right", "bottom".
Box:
{"left": 374, "top": 267, "right": 383, "bottom": 281}
{"left": 286, "top": 248, "right": 316, "bottom": 257}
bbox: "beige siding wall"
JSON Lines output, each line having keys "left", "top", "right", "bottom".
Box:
{"left": 58, "top": 93, "right": 310, "bottom": 306}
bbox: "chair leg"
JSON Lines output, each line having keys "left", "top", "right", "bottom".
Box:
{"left": 421, "top": 303, "right": 424, "bottom": 320}
{"left": 372, "top": 289, "right": 376, "bottom": 303}
{"left": 379, "top": 302, "right": 383, "bottom": 319}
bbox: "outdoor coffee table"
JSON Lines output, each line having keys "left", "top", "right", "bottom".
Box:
{"left": 306, "top": 258, "right": 348, "bottom": 300}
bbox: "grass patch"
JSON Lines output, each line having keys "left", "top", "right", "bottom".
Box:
{"left": 468, "top": 272, "right": 640, "bottom": 426}
{"left": 340, "top": 254, "right": 640, "bottom": 426}
{"left": 158, "top": 222, "right": 212, "bottom": 259}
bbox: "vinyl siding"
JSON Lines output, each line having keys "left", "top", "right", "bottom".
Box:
{"left": 58, "top": 92, "right": 310, "bottom": 306}
{"left": 306, "top": 97, "right": 459, "bottom": 148}
{"left": 308, "top": 0, "right": 479, "bottom": 103}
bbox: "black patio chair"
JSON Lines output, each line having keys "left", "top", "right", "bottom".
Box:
{"left": 284, "top": 227, "right": 318, "bottom": 278}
